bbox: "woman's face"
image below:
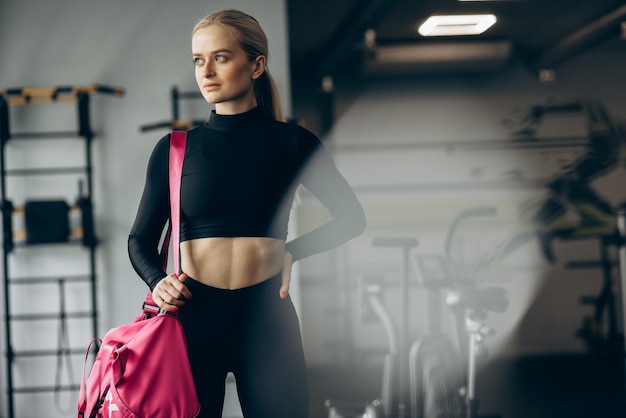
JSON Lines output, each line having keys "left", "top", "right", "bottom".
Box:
{"left": 192, "top": 24, "right": 265, "bottom": 115}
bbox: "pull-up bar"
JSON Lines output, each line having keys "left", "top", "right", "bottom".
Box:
{"left": 140, "top": 119, "right": 206, "bottom": 132}
{"left": 140, "top": 86, "right": 205, "bottom": 132}
{"left": 0, "top": 84, "right": 125, "bottom": 142}
{"left": 0, "top": 84, "right": 124, "bottom": 105}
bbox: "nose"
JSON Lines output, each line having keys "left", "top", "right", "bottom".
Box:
{"left": 202, "top": 61, "right": 215, "bottom": 78}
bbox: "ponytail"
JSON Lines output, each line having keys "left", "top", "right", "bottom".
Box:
{"left": 255, "top": 71, "right": 284, "bottom": 122}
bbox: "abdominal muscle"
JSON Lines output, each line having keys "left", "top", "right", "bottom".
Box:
{"left": 180, "top": 237, "right": 286, "bottom": 289}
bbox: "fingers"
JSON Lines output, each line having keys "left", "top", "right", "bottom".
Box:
{"left": 279, "top": 274, "right": 289, "bottom": 299}
{"left": 176, "top": 273, "right": 194, "bottom": 300}
{"left": 152, "top": 280, "right": 175, "bottom": 311}
{"left": 280, "top": 251, "right": 293, "bottom": 299}
{"left": 153, "top": 273, "right": 193, "bottom": 311}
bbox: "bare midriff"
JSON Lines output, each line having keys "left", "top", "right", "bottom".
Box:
{"left": 180, "top": 237, "right": 285, "bottom": 289}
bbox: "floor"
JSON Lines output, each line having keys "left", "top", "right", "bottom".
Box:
{"left": 308, "top": 353, "right": 626, "bottom": 418}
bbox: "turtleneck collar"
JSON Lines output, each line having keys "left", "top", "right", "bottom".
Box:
{"left": 206, "top": 106, "right": 270, "bottom": 130}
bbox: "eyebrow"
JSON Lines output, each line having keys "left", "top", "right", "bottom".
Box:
{"left": 192, "top": 48, "right": 234, "bottom": 55}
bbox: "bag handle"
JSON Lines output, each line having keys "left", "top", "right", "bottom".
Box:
{"left": 143, "top": 130, "right": 187, "bottom": 313}
{"left": 77, "top": 338, "right": 102, "bottom": 415}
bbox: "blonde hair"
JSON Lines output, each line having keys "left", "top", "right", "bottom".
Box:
{"left": 193, "top": 9, "right": 284, "bottom": 121}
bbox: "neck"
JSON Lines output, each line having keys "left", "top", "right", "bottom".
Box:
{"left": 207, "top": 106, "right": 269, "bottom": 130}
{"left": 214, "top": 98, "right": 258, "bottom": 116}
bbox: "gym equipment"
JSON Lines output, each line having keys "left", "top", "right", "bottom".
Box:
{"left": 0, "top": 84, "right": 124, "bottom": 418}
{"left": 326, "top": 208, "right": 511, "bottom": 418}
{"left": 519, "top": 98, "right": 624, "bottom": 262}
{"left": 326, "top": 276, "right": 394, "bottom": 418}
{"left": 503, "top": 98, "right": 626, "bottom": 354}
{"left": 139, "top": 86, "right": 206, "bottom": 132}
{"left": 326, "top": 237, "right": 418, "bottom": 418}
{"left": 411, "top": 207, "right": 509, "bottom": 418}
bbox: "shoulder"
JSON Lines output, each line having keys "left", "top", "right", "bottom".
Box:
{"left": 142, "top": 133, "right": 171, "bottom": 176}
{"left": 162, "top": 124, "right": 206, "bottom": 152}
{"left": 148, "top": 128, "right": 195, "bottom": 165}
{"left": 295, "top": 124, "right": 323, "bottom": 154}
{"left": 269, "top": 120, "right": 324, "bottom": 157}
{"left": 172, "top": 124, "right": 205, "bottom": 147}
{"left": 187, "top": 123, "right": 205, "bottom": 137}
{"left": 150, "top": 133, "right": 171, "bottom": 159}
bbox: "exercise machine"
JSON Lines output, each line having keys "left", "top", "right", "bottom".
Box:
{"left": 411, "top": 207, "right": 509, "bottom": 418}
{"left": 326, "top": 237, "right": 418, "bottom": 418}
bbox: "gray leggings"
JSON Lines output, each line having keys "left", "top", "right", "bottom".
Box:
{"left": 178, "top": 274, "right": 309, "bottom": 418}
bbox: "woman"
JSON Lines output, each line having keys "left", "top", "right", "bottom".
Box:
{"left": 128, "top": 9, "right": 366, "bottom": 418}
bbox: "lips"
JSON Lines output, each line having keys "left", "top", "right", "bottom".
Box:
{"left": 203, "top": 83, "right": 220, "bottom": 90}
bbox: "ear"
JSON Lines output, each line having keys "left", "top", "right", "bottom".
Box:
{"left": 251, "top": 55, "right": 266, "bottom": 80}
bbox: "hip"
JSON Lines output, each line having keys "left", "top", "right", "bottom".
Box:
{"left": 178, "top": 273, "right": 297, "bottom": 333}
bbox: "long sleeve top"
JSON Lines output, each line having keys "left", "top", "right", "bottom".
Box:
{"left": 128, "top": 106, "right": 366, "bottom": 290}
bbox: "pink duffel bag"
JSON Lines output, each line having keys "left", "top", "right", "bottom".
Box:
{"left": 77, "top": 295, "right": 200, "bottom": 418}
{"left": 77, "top": 131, "right": 200, "bottom": 417}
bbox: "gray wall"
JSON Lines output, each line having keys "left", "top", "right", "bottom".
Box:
{"left": 0, "top": 0, "right": 289, "bottom": 416}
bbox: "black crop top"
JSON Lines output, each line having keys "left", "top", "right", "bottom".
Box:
{"left": 128, "top": 106, "right": 366, "bottom": 290}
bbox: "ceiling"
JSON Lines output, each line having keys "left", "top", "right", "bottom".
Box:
{"left": 286, "top": 0, "right": 626, "bottom": 85}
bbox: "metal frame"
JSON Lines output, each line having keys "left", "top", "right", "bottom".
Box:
{"left": 0, "top": 84, "right": 123, "bottom": 418}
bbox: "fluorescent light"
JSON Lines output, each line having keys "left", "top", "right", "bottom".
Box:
{"left": 418, "top": 14, "right": 497, "bottom": 36}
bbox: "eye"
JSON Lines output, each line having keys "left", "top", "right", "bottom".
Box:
{"left": 192, "top": 57, "right": 204, "bottom": 66}
{"left": 215, "top": 55, "right": 227, "bottom": 62}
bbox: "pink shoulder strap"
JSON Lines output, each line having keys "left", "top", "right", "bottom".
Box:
{"left": 146, "top": 130, "right": 186, "bottom": 311}
{"left": 168, "top": 130, "right": 186, "bottom": 275}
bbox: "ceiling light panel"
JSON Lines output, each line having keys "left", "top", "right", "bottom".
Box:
{"left": 418, "top": 14, "right": 497, "bottom": 36}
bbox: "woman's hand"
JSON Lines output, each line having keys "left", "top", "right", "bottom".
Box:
{"left": 279, "top": 250, "right": 293, "bottom": 299}
{"left": 153, "top": 272, "right": 193, "bottom": 311}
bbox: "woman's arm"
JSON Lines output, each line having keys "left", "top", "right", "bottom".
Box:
{"left": 128, "top": 135, "right": 171, "bottom": 290}
{"left": 285, "top": 128, "right": 366, "bottom": 261}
